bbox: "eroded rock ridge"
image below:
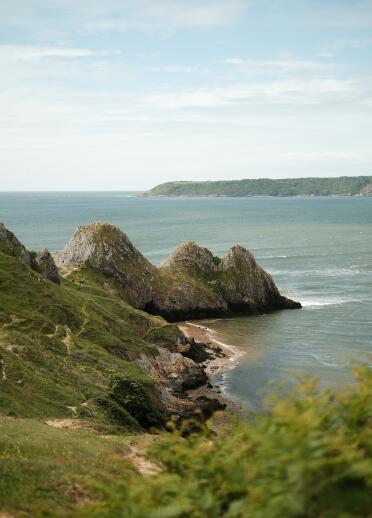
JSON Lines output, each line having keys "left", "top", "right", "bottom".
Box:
{"left": 55, "top": 222, "right": 301, "bottom": 320}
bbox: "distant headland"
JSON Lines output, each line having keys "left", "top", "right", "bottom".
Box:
{"left": 145, "top": 176, "right": 372, "bottom": 197}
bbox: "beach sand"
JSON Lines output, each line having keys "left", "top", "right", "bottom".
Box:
{"left": 178, "top": 321, "right": 244, "bottom": 376}
{"left": 177, "top": 321, "right": 247, "bottom": 413}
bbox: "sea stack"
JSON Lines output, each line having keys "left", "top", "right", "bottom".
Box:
{"left": 54, "top": 222, "right": 301, "bottom": 321}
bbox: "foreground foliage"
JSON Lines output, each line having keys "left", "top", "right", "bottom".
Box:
{"left": 86, "top": 367, "right": 372, "bottom": 518}
{"left": 0, "top": 367, "right": 370, "bottom": 517}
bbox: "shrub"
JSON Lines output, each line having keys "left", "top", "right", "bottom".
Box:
{"left": 85, "top": 367, "right": 372, "bottom": 517}
{"left": 98, "top": 374, "right": 166, "bottom": 429}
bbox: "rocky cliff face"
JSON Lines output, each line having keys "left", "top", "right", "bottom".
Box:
{"left": 54, "top": 222, "right": 156, "bottom": 308}
{"left": 0, "top": 223, "right": 31, "bottom": 267}
{"left": 35, "top": 248, "right": 60, "bottom": 284}
{"left": 0, "top": 223, "right": 60, "bottom": 284}
{"left": 55, "top": 222, "right": 301, "bottom": 321}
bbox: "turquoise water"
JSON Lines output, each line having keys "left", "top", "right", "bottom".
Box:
{"left": 1, "top": 192, "right": 371, "bottom": 409}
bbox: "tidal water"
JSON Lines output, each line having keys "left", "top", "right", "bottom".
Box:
{"left": 1, "top": 192, "right": 371, "bottom": 410}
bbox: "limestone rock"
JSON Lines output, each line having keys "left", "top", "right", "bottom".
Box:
{"left": 55, "top": 222, "right": 301, "bottom": 320}
{"left": 54, "top": 222, "right": 156, "bottom": 308}
{"left": 160, "top": 241, "right": 218, "bottom": 273}
{"left": 0, "top": 223, "right": 31, "bottom": 267}
{"left": 35, "top": 248, "right": 60, "bottom": 284}
{"left": 219, "top": 245, "right": 280, "bottom": 308}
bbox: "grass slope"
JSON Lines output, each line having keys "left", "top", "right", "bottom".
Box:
{"left": 0, "top": 252, "right": 179, "bottom": 427}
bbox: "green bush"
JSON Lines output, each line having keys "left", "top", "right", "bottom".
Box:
{"left": 98, "top": 374, "right": 166, "bottom": 429}
{"left": 85, "top": 367, "right": 372, "bottom": 518}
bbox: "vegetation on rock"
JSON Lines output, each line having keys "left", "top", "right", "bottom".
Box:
{"left": 54, "top": 222, "right": 300, "bottom": 322}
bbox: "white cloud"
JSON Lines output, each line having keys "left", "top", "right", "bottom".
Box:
{"left": 0, "top": 45, "right": 113, "bottom": 61}
{"left": 224, "top": 57, "right": 332, "bottom": 72}
{"left": 0, "top": 0, "right": 247, "bottom": 33}
{"left": 306, "top": 0, "right": 372, "bottom": 29}
{"left": 145, "top": 79, "right": 365, "bottom": 109}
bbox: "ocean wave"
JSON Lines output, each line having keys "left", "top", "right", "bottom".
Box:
{"left": 300, "top": 297, "right": 364, "bottom": 308}
{"left": 272, "top": 267, "right": 367, "bottom": 278}
{"left": 259, "top": 254, "right": 289, "bottom": 259}
{"left": 309, "top": 353, "right": 339, "bottom": 368}
{"left": 259, "top": 252, "right": 331, "bottom": 260}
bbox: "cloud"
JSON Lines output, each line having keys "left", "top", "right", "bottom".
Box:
{"left": 83, "top": 1, "right": 247, "bottom": 31}
{"left": 317, "top": 36, "right": 372, "bottom": 58}
{"left": 0, "top": 0, "right": 247, "bottom": 34}
{"left": 0, "top": 45, "right": 113, "bottom": 61}
{"left": 145, "top": 79, "right": 365, "bottom": 109}
{"left": 224, "top": 57, "right": 333, "bottom": 73}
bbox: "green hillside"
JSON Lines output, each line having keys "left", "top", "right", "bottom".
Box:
{"left": 0, "top": 251, "right": 179, "bottom": 430}
{"left": 0, "top": 228, "right": 371, "bottom": 517}
{"left": 146, "top": 176, "right": 372, "bottom": 197}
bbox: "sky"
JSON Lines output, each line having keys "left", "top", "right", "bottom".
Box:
{"left": 1, "top": 0, "right": 372, "bottom": 190}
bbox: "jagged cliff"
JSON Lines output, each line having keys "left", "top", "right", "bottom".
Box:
{"left": 0, "top": 223, "right": 60, "bottom": 284}
{"left": 54, "top": 222, "right": 155, "bottom": 307}
{"left": 55, "top": 222, "right": 300, "bottom": 321}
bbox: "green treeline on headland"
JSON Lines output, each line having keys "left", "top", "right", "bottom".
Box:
{"left": 145, "top": 176, "right": 372, "bottom": 197}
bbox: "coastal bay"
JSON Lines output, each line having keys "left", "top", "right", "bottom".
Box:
{"left": 1, "top": 192, "right": 371, "bottom": 411}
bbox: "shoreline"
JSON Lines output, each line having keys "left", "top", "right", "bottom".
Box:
{"left": 178, "top": 321, "right": 244, "bottom": 377}
{"left": 178, "top": 321, "right": 246, "bottom": 413}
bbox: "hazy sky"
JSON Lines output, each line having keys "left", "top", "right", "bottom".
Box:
{"left": 1, "top": 0, "right": 372, "bottom": 190}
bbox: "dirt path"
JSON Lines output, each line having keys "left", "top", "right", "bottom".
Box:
{"left": 77, "top": 304, "right": 88, "bottom": 337}
{"left": 0, "top": 359, "right": 6, "bottom": 381}
{"left": 45, "top": 419, "right": 83, "bottom": 429}
{"left": 62, "top": 326, "right": 72, "bottom": 355}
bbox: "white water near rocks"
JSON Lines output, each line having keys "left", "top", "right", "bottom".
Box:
{"left": 1, "top": 192, "right": 371, "bottom": 410}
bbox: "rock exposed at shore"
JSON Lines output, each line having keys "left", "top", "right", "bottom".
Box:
{"left": 54, "top": 222, "right": 301, "bottom": 320}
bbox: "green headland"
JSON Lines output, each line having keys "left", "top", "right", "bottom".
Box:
{"left": 145, "top": 176, "right": 372, "bottom": 197}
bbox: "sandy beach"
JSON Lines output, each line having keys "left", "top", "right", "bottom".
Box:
{"left": 178, "top": 321, "right": 244, "bottom": 377}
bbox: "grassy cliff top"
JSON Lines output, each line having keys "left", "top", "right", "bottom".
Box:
{"left": 145, "top": 176, "right": 372, "bottom": 197}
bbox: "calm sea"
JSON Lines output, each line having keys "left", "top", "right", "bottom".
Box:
{"left": 1, "top": 192, "right": 371, "bottom": 409}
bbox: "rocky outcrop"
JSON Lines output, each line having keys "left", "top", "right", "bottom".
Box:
{"left": 0, "top": 223, "right": 31, "bottom": 267}
{"left": 54, "top": 222, "right": 301, "bottom": 321}
{"left": 136, "top": 345, "right": 224, "bottom": 418}
{"left": 35, "top": 249, "right": 60, "bottom": 284}
{"left": 54, "top": 222, "right": 156, "bottom": 308}
{"left": 360, "top": 184, "right": 372, "bottom": 196}
{"left": 148, "top": 241, "right": 300, "bottom": 320}
{"left": 0, "top": 224, "right": 60, "bottom": 284}
{"left": 160, "top": 241, "right": 218, "bottom": 273}
{"left": 219, "top": 245, "right": 298, "bottom": 310}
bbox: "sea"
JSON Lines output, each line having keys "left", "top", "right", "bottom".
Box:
{"left": 1, "top": 192, "right": 371, "bottom": 410}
